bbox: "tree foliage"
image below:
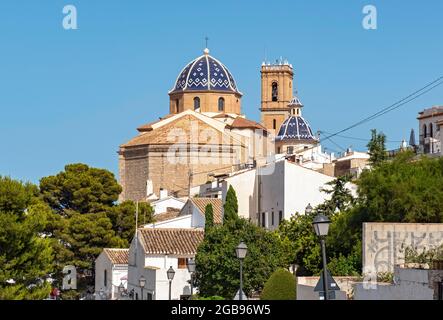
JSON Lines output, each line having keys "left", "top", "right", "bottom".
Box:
{"left": 204, "top": 203, "right": 214, "bottom": 230}
{"left": 195, "top": 218, "right": 291, "bottom": 299}
{"left": 39, "top": 163, "right": 122, "bottom": 214}
{"left": 317, "top": 174, "right": 355, "bottom": 216}
{"left": 107, "top": 201, "right": 153, "bottom": 246}
{"left": 260, "top": 268, "right": 296, "bottom": 300}
{"left": 0, "top": 176, "right": 54, "bottom": 300}
{"left": 223, "top": 185, "right": 238, "bottom": 223}
{"left": 367, "top": 129, "right": 387, "bottom": 167}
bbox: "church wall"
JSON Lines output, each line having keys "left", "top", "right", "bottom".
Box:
{"left": 261, "top": 112, "right": 287, "bottom": 134}
{"left": 120, "top": 144, "right": 248, "bottom": 201}
{"left": 119, "top": 147, "right": 150, "bottom": 202}
{"left": 169, "top": 92, "right": 241, "bottom": 115}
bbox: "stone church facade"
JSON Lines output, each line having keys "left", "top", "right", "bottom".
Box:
{"left": 118, "top": 49, "right": 270, "bottom": 201}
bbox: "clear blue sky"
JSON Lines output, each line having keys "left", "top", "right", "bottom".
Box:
{"left": 1, "top": 0, "right": 442, "bottom": 183}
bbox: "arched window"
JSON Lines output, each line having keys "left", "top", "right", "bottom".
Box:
{"left": 104, "top": 269, "right": 107, "bottom": 287}
{"left": 272, "top": 82, "right": 278, "bottom": 102}
{"left": 193, "top": 97, "right": 200, "bottom": 110}
{"left": 273, "top": 119, "right": 277, "bottom": 130}
{"left": 218, "top": 97, "right": 225, "bottom": 112}
{"left": 430, "top": 123, "right": 433, "bottom": 138}
{"left": 423, "top": 124, "right": 427, "bottom": 138}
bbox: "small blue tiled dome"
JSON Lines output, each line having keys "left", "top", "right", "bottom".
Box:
{"left": 276, "top": 116, "right": 318, "bottom": 141}
{"left": 170, "top": 49, "right": 241, "bottom": 94}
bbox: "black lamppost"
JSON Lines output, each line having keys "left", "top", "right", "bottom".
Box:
{"left": 118, "top": 282, "right": 125, "bottom": 300}
{"left": 187, "top": 258, "right": 196, "bottom": 297}
{"left": 305, "top": 203, "right": 313, "bottom": 215}
{"left": 235, "top": 241, "right": 248, "bottom": 300}
{"left": 139, "top": 276, "right": 146, "bottom": 300}
{"left": 167, "top": 266, "right": 175, "bottom": 300}
{"left": 312, "top": 213, "right": 331, "bottom": 300}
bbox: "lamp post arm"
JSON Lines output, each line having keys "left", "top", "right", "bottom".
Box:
{"left": 321, "top": 238, "right": 329, "bottom": 301}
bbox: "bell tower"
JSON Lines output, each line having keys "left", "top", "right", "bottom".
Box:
{"left": 260, "top": 59, "right": 294, "bottom": 133}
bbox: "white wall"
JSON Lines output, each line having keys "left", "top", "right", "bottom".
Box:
{"left": 127, "top": 236, "right": 156, "bottom": 300}
{"left": 353, "top": 268, "right": 436, "bottom": 300}
{"left": 145, "top": 215, "right": 192, "bottom": 229}
{"left": 259, "top": 161, "right": 285, "bottom": 230}
{"left": 283, "top": 161, "right": 334, "bottom": 220}
{"left": 223, "top": 168, "right": 257, "bottom": 220}
{"left": 191, "top": 206, "right": 206, "bottom": 228}
{"left": 95, "top": 252, "right": 128, "bottom": 300}
{"left": 152, "top": 197, "right": 185, "bottom": 215}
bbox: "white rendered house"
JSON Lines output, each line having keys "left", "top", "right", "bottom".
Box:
{"left": 94, "top": 248, "right": 129, "bottom": 300}
{"left": 127, "top": 228, "right": 204, "bottom": 300}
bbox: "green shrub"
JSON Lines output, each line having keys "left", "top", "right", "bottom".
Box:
{"left": 196, "top": 295, "right": 225, "bottom": 300}
{"left": 260, "top": 268, "right": 296, "bottom": 300}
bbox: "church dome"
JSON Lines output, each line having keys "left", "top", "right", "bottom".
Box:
{"left": 275, "top": 116, "right": 317, "bottom": 141}
{"left": 170, "top": 49, "right": 241, "bottom": 95}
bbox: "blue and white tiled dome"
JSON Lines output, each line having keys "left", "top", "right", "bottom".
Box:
{"left": 170, "top": 49, "right": 241, "bottom": 94}
{"left": 275, "top": 116, "right": 318, "bottom": 141}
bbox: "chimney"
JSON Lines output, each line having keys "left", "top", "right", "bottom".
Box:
{"left": 159, "top": 188, "right": 168, "bottom": 200}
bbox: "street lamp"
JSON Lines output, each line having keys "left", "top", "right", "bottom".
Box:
{"left": 305, "top": 203, "right": 313, "bottom": 215}
{"left": 167, "top": 266, "right": 175, "bottom": 300}
{"left": 118, "top": 282, "right": 125, "bottom": 300}
{"left": 99, "top": 288, "right": 105, "bottom": 300}
{"left": 139, "top": 276, "right": 146, "bottom": 300}
{"left": 235, "top": 241, "right": 248, "bottom": 300}
{"left": 312, "top": 213, "right": 331, "bottom": 300}
{"left": 187, "top": 258, "right": 196, "bottom": 298}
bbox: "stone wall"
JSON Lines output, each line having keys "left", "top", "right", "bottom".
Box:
{"left": 363, "top": 223, "right": 443, "bottom": 274}
{"left": 119, "top": 144, "right": 245, "bottom": 201}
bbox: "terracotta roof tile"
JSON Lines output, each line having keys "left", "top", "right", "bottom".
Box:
{"left": 154, "top": 208, "right": 181, "bottom": 222}
{"left": 103, "top": 248, "right": 129, "bottom": 265}
{"left": 137, "top": 114, "right": 175, "bottom": 132}
{"left": 138, "top": 228, "right": 204, "bottom": 255}
{"left": 121, "top": 114, "right": 244, "bottom": 148}
{"left": 229, "top": 117, "right": 267, "bottom": 131}
{"left": 190, "top": 198, "right": 223, "bottom": 224}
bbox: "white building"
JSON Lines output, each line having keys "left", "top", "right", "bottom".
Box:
{"left": 127, "top": 228, "right": 204, "bottom": 300}
{"left": 149, "top": 189, "right": 186, "bottom": 215}
{"left": 417, "top": 106, "right": 443, "bottom": 155}
{"left": 192, "top": 158, "right": 352, "bottom": 230}
{"left": 94, "top": 248, "right": 129, "bottom": 300}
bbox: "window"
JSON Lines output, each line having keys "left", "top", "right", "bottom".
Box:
{"left": 104, "top": 269, "right": 107, "bottom": 287}
{"left": 272, "top": 82, "right": 278, "bottom": 101}
{"left": 273, "top": 119, "right": 277, "bottom": 130}
{"left": 271, "top": 211, "right": 274, "bottom": 226}
{"left": 194, "top": 97, "right": 200, "bottom": 110}
{"left": 135, "top": 293, "right": 139, "bottom": 300}
{"left": 147, "top": 292, "right": 153, "bottom": 300}
{"left": 277, "top": 147, "right": 281, "bottom": 154}
{"left": 261, "top": 212, "right": 266, "bottom": 228}
{"left": 423, "top": 124, "right": 427, "bottom": 138}
{"left": 279, "top": 211, "right": 283, "bottom": 224}
{"left": 287, "top": 146, "right": 294, "bottom": 154}
{"left": 175, "top": 99, "right": 179, "bottom": 113}
{"left": 218, "top": 97, "right": 225, "bottom": 112}
{"left": 178, "top": 258, "right": 187, "bottom": 269}
{"left": 430, "top": 123, "right": 434, "bottom": 138}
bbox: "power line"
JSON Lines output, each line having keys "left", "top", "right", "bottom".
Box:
{"left": 319, "top": 131, "right": 403, "bottom": 143}
{"left": 295, "top": 75, "right": 443, "bottom": 154}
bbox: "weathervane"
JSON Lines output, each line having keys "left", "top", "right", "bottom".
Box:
{"left": 205, "top": 36, "right": 209, "bottom": 48}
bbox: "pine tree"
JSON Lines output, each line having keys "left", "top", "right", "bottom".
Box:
{"left": 205, "top": 204, "right": 214, "bottom": 230}
{"left": 223, "top": 185, "right": 238, "bottom": 223}
{"left": 0, "top": 176, "right": 54, "bottom": 300}
{"left": 367, "top": 129, "right": 387, "bottom": 166}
